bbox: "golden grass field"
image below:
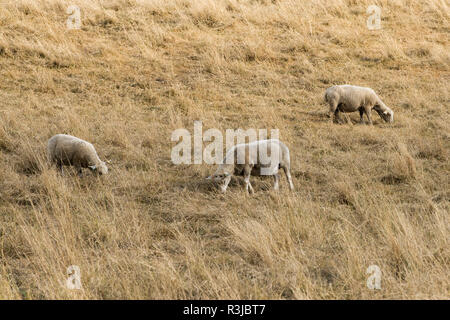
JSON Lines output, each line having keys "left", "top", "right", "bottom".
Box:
{"left": 0, "top": 0, "right": 448, "bottom": 299}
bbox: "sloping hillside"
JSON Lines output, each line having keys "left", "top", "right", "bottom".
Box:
{"left": 0, "top": 0, "right": 448, "bottom": 299}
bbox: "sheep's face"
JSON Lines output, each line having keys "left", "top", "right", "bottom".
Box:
{"left": 374, "top": 106, "right": 394, "bottom": 123}
{"left": 206, "top": 171, "right": 232, "bottom": 192}
{"left": 382, "top": 110, "right": 394, "bottom": 123}
{"left": 210, "top": 172, "right": 230, "bottom": 182}
{"left": 88, "top": 162, "right": 108, "bottom": 175}
{"left": 98, "top": 162, "right": 108, "bottom": 175}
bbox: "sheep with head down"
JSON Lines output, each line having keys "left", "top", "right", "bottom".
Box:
{"left": 207, "top": 139, "right": 294, "bottom": 194}
{"left": 324, "top": 85, "right": 394, "bottom": 125}
{"left": 47, "top": 134, "right": 108, "bottom": 176}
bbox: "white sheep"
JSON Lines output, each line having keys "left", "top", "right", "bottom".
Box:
{"left": 324, "top": 85, "right": 394, "bottom": 124}
{"left": 207, "top": 139, "right": 294, "bottom": 193}
{"left": 47, "top": 134, "right": 108, "bottom": 176}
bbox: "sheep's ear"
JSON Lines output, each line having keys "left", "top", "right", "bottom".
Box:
{"left": 206, "top": 176, "right": 212, "bottom": 180}
{"left": 383, "top": 110, "right": 389, "bottom": 114}
{"left": 88, "top": 165, "right": 96, "bottom": 171}
{"left": 224, "top": 173, "right": 231, "bottom": 177}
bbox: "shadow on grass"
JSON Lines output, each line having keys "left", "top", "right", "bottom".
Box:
{"left": 181, "top": 175, "right": 280, "bottom": 194}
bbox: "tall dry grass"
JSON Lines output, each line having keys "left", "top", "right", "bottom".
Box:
{"left": 0, "top": 0, "right": 448, "bottom": 299}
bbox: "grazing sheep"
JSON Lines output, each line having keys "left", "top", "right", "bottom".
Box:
{"left": 47, "top": 134, "right": 108, "bottom": 176}
{"left": 207, "top": 139, "right": 294, "bottom": 193}
{"left": 324, "top": 85, "right": 394, "bottom": 124}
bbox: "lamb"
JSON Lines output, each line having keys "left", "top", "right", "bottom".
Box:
{"left": 324, "top": 85, "right": 394, "bottom": 125}
{"left": 47, "top": 134, "right": 108, "bottom": 176}
{"left": 207, "top": 139, "right": 294, "bottom": 193}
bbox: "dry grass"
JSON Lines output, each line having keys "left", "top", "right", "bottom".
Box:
{"left": 0, "top": 0, "right": 449, "bottom": 299}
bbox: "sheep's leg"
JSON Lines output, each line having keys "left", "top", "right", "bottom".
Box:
{"left": 366, "top": 113, "right": 373, "bottom": 125}
{"left": 282, "top": 166, "right": 295, "bottom": 191}
{"left": 328, "top": 101, "right": 338, "bottom": 123}
{"left": 220, "top": 175, "right": 232, "bottom": 193}
{"left": 57, "top": 161, "right": 64, "bottom": 176}
{"left": 247, "top": 179, "right": 255, "bottom": 194}
{"left": 334, "top": 108, "right": 342, "bottom": 124}
{"left": 243, "top": 166, "right": 254, "bottom": 194}
{"left": 365, "top": 107, "right": 373, "bottom": 125}
{"left": 359, "top": 108, "right": 365, "bottom": 124}
{"left": 77, "top": 166, "right": 83, "bottom": 177}
{"left": 329, "top": 110, "right": 335, "bottom": 122}
{"left": 273, "top": 173, "right": 280, "bottom": 190}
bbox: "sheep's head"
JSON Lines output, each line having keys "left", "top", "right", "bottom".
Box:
{"left": 88, "top": 162, "right": 108, "bottom": 175}
{"left": 383, "top": 109, "right": 394, "bottom": 123}
{"left": 206, "top": 167, "right": 232, "bottom": 192}
{"left": 207, "top": 172, "right": 231, "bottom": 181}
{"left": 374, "top": 105, "right": 394, "bottom": 123}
